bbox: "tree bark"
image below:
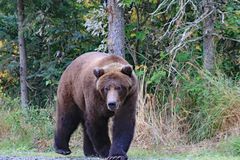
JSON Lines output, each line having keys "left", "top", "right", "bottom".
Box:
{"left": 107, "top": 0, "right": 125, "bottom": 57}
{"left": 203, "top": 0, "right": 215, "bottom": 72}
{"left": 17, "top": 0, "right": 28, "bottom": 108}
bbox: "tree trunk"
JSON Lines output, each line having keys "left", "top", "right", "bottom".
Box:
{"left": 203, "top": 0, "right": 215, "bottom": 72}
{"left": 107, "top": 0, "right": 125, "bottom": 57}
{"left": 17, "top": 0, "right": 28, "bottom": 108}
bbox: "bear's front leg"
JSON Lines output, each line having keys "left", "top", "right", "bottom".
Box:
{"left": 85, "top": 116, "right": 111, "bottom": 158}
{"left": 108, "top": 92, "right": 138, "bottom": 160}
{"left": 108, "top": 109, "right": 136, "bottom": 160}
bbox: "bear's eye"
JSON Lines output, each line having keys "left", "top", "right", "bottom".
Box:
{"left": 128, "top": 86, "right": 132, "bottom": 90}
{"left": 104, "top": 87, "right": 110, "bottom": 92}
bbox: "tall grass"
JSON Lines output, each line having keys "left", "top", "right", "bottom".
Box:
{"left": 134, "top": 69, "right": 187, "bottom": 149}
{"left": 181, "top": 71, "right": 240, "bottom": 142}
{"left": 134, "top": 67, "right": 240, "bottom": 149}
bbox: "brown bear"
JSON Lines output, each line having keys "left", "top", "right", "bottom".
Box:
{"left": 54, "top": 52, "right": 138, "bottom": 160}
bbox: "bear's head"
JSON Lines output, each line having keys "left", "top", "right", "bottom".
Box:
{"left": 93, "top": 63, "right": 133, "bottom": 111}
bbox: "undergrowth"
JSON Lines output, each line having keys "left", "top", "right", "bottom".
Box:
{"left": 134, "top": 67, "right": 240, "bottom": 151}
{"left": 0, "top": 93, "right": 54, "bottom": 152}
{"left": 0, "top": 68, "right": 240, "bottom": 155}
{"left": 181, "top": 71, "right": 240, "bottom": 142}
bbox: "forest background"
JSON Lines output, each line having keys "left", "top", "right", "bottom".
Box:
{"left": 0, "top": 0, "right": 240, "bottom": 159}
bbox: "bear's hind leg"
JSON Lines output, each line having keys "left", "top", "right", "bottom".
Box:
{"left": 54, "top": 103, "right": 81, "bottom": 155}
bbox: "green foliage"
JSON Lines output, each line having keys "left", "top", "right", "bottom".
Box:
{"left": 176, "top": 52, "right": 191, "bottom": 63}
{"left": 180, "top": 71, "right": 240, "bottom": 142}
{"left": 231, "top": 138, "right": 240, "bottom": 156}
{"left": 0, "top": 86, "right": 19, "bottom": 110}
{"left": 147, "top": 69, "right": 166, "bottom": 86}
{"left": 215, "top": 1, "right": 240, "bottom": 78}
{"left": 1, "top": 0, "right": 238, "bottom": 107}
{"left": 0, "top": 95, "right": 54, "bottom": 151}
{"left": 0, "top": 0, "right": 102, "bottom": 106}
{"left": 218, "top": 137, "right": 240, "bottom": 156}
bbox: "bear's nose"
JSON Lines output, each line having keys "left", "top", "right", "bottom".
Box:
{"left": 107, "top": 102, "right": 117, "bottom": 110}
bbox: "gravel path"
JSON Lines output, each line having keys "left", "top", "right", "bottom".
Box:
{"left": 0, "top": 156, "right": 102, "bottom": 160}
{"left": 0, "top": 156, "right": 176, "bottom": 160}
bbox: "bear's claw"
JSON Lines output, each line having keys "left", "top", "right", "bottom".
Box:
{"left": 107, "top": 155, "right": 127, "bottom": 160}
{"left": 55, "top": 148, "right": 71, "bottom": 155}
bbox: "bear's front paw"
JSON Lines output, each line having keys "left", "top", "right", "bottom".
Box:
{"left": 55, "top": 148, "right": 71, "bottom": 155}
{"left": 107, "top": 155, "right": 128, "bottom": 160}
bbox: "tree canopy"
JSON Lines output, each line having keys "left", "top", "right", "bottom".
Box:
{"left": 0, "top": 0, "right": 239, "bottom": 107}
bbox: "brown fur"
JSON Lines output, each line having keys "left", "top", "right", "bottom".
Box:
{"left": 54, "top": 52, "right": 138, "bottom": 160}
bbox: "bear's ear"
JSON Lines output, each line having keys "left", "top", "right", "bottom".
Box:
{"left": 93, "top": 67, "right": 104, "bottom": 78}
{"left": 121, "top": 65, "right": 133, "bottom": 77}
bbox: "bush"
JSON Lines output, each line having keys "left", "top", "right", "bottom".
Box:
{"left": 180, "top": 71, "right": 240, "bottom": 142}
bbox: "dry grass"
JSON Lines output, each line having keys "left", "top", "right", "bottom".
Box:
{"left": 0, "top": 119, "right": 10, "bottom": 139}
{"left": 70, "top": 127, "right": 83, "bottom": 149}
{"left": 133, "top": 70, "right": 240, "bottom": 151}
{"left": 133, "top": 74, "right": 188, "bottom": 149}
{"left": 221, "top": 104, "right": 240, "bottom": 133}
{"left": 216, "top": 102, "right": 240, "bottom": 141}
